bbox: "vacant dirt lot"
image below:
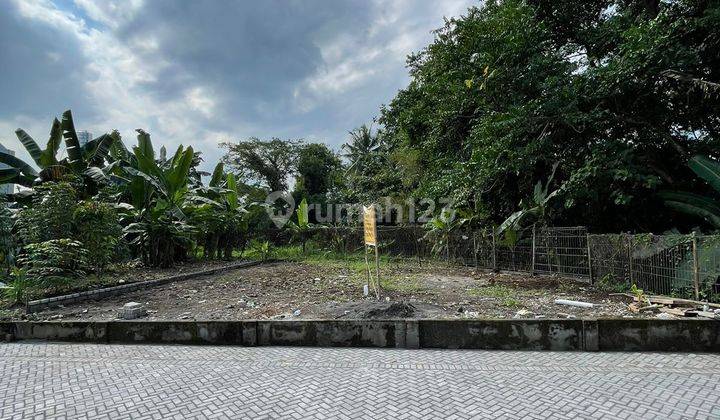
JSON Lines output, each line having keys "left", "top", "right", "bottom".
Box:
{"left": 16, "top": 259, "right": 649, "bottom": 321}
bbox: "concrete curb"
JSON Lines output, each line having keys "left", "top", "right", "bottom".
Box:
{"left": 2, "top": 319, "right": 719, "bottom": 352}
{"left": 25, "top": 261, "right": 263, "bottom": 314}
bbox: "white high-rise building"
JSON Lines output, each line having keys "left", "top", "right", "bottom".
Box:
{"left": 77, "top": 131, "right": 93, "bottom": 147}
{"left": 0, "top": 143, "right": 15, "bottom": 195}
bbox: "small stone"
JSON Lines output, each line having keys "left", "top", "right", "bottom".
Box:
{"left": 82, "top": 309, "right": 88, "bottom": 314}
{"left": 314, "top": 277, "right": 321, "bottom": 281}
{"left": 534, "top": 315, "right": 545, "bottom": 319}
{"left": 514, "top": 309, "right": 533, "bottom": 317}
{"left": 656, "top": 312, "right": 674, "bottom": 319}
{"left": 293, "top": 309, "right": 301, "bottom": 317}
{"left": 385, "top": 296, "right": 391, "bottom": 302}
{"left": 180, "top": 315, "right": 190, "bottom": 320}
{"left": 118, "top": 279, "right": 125, "bottom": 284}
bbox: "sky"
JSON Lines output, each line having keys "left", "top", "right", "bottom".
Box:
{"left": 0, "top": 0, "right": 475, "bottom": 172}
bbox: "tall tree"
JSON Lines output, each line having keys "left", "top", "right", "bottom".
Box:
{"left": 294, "top": 143, "right": 341, "bottom": 198}
{"left": 221, "top": 138, "right": 302, "bottom": 192}
{"left": 378, "top": 0, "right": 720, "bottom": 232}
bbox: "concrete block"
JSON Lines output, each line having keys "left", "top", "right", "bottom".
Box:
{"left": 598, "top": 319, "right": 720, "bottom": 352}
{"left": 119, "top": 302, "right": 147, "bottom": 320}
{"left": 259, "top": 320, "right": 400, "bottom": 348}
{"left": 419, "top": 319, "right": 583, "bottom": 351}
{"left": 13, "top": 322, "right": 107, "bottom": 342}
{"left": 242, "top": 321, "right": 258, "bottom": 346}
{"left": 582, "top": 319, "right": 599, "bottom": 351}
{"left": 405, "top": 320, "right": 420, "bottom": 349}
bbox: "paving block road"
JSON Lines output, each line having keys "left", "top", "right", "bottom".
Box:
{"left": 1, "top": 343, "right": 719, "bottom": 419}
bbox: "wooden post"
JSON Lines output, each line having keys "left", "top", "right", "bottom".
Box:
{"left": 374, "top": 244, "right": 381, "bottom": 300}
{"left": 492, "top": 230, "right": 497, "bottom": 272}
{"left": 627, "top": 234, "right": 634, "bottom": 287}
{"left": 586, "top": 233, "right": 593, "bottom": 284}
{"left": 531, "top": 224, "right": 537, "bottom": 276}
{"left": 364, "top": 244, "right": 371, "bottom": 290}
{"left": 692, "top": 233, "right": 700, "bottom": 300}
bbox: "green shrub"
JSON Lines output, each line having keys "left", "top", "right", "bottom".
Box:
{"left": 15, "top": 182, "right": 78, "bottom": 244}
{"left": 0, "top": 197, "right": 14, "bottom": 275}
{"left": 73, "top": 201, "right": 122, "bottom": 273}
{"left": 2, "top": 268, "right": 31, "bottom": 305}
{"left": 18, "top": 239, "right": 89, "bottom": 287}
{"left": 250, "top": 239, "right": 272, "bottom": 262}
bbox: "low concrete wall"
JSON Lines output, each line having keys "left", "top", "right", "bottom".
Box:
{"left": 2, "top": 319, "right": 719, "bottom": 352}
{"left": 419, "top": 319, "right": 586, "bottom": 351}
{"left": 26, "top": 261, "right": 262, "bottom": 313}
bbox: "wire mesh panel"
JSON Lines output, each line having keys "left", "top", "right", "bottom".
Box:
{"left": 628, "top": 234, "right": 694, "bottom": 296}
{"left": 588, "top": 234, "right": 629, "bottom": 285}
{"left": 447, "top": 230, "right": 476, "bottom": 266}
{"left": 493, "top": 226, "right": 534, "bottom": 273}
{"left": 696, "top": 235, "right": 720, "bottom": 297}
{"left": 534, "top": 227, "right": 589, "bottom": 278}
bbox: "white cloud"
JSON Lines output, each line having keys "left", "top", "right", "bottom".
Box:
{"left": 2, "top": 0, "right": 476, "bottom": 172}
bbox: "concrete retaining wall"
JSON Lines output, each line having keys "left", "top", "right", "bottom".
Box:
{"left": 2, "top": 319, "right": 719, "bottom": 352}
{"left": 25, "top": 261, "right": 262, "bottom": 313}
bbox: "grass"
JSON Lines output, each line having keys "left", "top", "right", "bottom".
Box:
{"left": 469, "top": 284, "right": 520, "bottom": 308}
{"left": 260, "top": 244, "right": 428, "bottom": 293}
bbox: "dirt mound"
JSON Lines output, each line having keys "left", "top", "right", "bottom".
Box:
{"left": 360, "top": 302, "right": 416, "bottom": 319}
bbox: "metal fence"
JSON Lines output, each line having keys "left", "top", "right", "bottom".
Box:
{"left": 302, "top": 225, "right": 720, "bottom": 301}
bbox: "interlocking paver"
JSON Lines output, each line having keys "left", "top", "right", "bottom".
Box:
{"left": 1, "top": 343, "right": 719, "bottom": 419}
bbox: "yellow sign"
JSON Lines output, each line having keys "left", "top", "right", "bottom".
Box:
{"left": 363, "top": 205, "right": 377, "bottom": 246}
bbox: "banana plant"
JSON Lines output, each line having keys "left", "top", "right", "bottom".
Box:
{"left": 286, "top": 198, "right": 314, "bottom": 253}
{"left": 121, "top": 130, "right": 201, "bottom": 267}
{"left": 0, "top": 110, "right": 114, "bottom": 193}
{"left": 189, "top": 162, "right": 249, "bottom": 259}
{"left": 497, "top": 162, "right": 561, "bottom": 234}
{"left": 422, "top": 208, "right": 467, "bottom": 259}
{"left": 660, "top": 155, "right": 720, "bottom": 229}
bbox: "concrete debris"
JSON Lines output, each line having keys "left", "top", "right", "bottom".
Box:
{"left": 119, "top": 302, "right": 147, "bottom": 320}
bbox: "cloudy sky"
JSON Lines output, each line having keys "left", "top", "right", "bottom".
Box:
{"left": 0, "top": 0, "right": 474, "bottom": 171}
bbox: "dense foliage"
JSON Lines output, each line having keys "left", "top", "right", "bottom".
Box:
{"left": 1, "top": 110, "right": 254, "bottom": 302}
{"left": 376, "top": 0, "right": 720, "bottom": 233}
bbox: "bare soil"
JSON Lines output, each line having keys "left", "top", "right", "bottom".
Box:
{"left": 17, "top": 260, "right": 649, "bottom": 321}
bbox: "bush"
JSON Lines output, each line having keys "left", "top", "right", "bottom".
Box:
{"left": 0, "top": 197, "right": 14, "bottom": 275}
{"left": 18, "top": 239, "right": 89, "bottom": 288}
{"left": 2, "top": 268, "right": 30, "bottom": 305}
{"left": 73, "top": 201, "right": 122, "bottom": 273}
{"left": 15, "top": 182, "right": 78, "bottom": 245}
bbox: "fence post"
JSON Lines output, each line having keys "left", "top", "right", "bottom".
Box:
{"left": 492, "top": 230, "right": 497, "bottom": 272}
{"left": 531, "top": 224, "right": 536, "bottom": 276}
{"left": 627, "top": 234, "right": 634, "bottom": 287}
{"left": 692, "top": 233, "right": 700, "bottom": 300}
{"left": 586, "top": 232, "right": 593, "bottom": 284}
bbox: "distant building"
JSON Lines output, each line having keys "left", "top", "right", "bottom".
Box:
{"left": 77, "top": 131, "right": 93, "bottom": 147}
{"left": 0, "top": 143, "right": 15, "bottom": 194}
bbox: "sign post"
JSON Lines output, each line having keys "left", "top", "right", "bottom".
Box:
{"left": 363, "top": 205, "right": 381, "bottom": 299}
